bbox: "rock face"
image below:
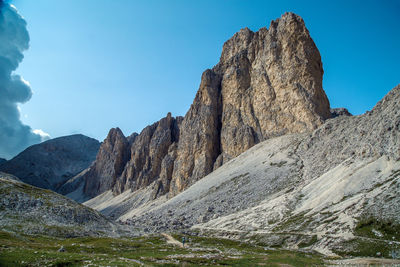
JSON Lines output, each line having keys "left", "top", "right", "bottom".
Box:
{"left": 113, "top": 113, "right": 182, "bottom": 197}
{"left": 0, "top": 134, "right": 100, "bottom": 192}
{"left": 330, "top": 107, "right": 352, "bottom": 118}
{"left": 82, "top": 12, "right": 331, "bottom": 200}
{"left": 0, "top": 158, "right": 6, "bottom": 165}
{"left": 82, "top": 128, "right": 131, "bottom": 198}
{"left": 170, "top": 12, "right": 330, "bottom": 194}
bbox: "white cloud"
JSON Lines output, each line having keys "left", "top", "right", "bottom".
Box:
{"left": 0, "top": 3, "right": 49, "bottom": 159}
{"left": 33, "top": 129, "right": 51, "bottom": 140}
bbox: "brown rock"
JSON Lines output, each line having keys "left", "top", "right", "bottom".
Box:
{"left": 169, "top": 70, "right": 222, "bottom": 195}
{"left": 84, "top": 12, "right": 332, "bottom": 200}
{"left": 113, "top": 113, "right": 183, "bottom": 196}
{"left": 168, "top": 12, "right": 331, "bottom": 195}
{"left": 83, "top": 128, "right": 130, "bottom": 198}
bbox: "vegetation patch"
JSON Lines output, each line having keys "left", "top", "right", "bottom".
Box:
{"left": 270, "top": 161, "right": 287, "bottom": 167}
{"left": 355, "top": 217, "right": 400, "bottom": 241}
{"left": 0, "top": 231, "right": 325, "bottom": 266}
{"left": 273, "top": 211, "right": 312, "bottom": 232}
{"left": 333, "top": 237, "right": 400, "bottom": 258}
{"left": 298, "top": 235, "right": 318, "bottom": 248}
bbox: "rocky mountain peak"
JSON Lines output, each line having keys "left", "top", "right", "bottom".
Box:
{"left": 169, "top": 12, "right": 331, "bottom": 195}
{"left": 83, "top": 128, "right": 130, "bottom": 198}
{"left": 78, "top": 12, "right": 333, "bottom": 200}
{"left": 105, "top": 127, "right": 126, "bottom": 144}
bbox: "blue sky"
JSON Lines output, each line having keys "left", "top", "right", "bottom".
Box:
{"left": 11, "top": 0, "right": 400, "bottom": 141}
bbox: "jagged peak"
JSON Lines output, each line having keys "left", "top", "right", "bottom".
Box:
{"left": 105, "top": 127, "right": 127, "bottom": 144}
{"left": 220, "top": 12, "right": 311, "bottom": 67}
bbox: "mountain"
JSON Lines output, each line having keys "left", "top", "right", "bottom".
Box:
{"left": 0, "top": 134, "right": 100, "bottom": 192}
{"left": 77, "top": 12, "right": 335, "bottom": 202}
{"left": 85, "top": 84, "right": 400, "bottom": 255}
{"left": 0, "top": 158, "right": 6, "bottom": 165}
{"left": 0, "top": 172, "right": 128, "bottom": 237}
{"left": 79, "top": 12, "right": 400, "bottom": 256}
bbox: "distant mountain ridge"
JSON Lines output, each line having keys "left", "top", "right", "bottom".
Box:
{"left": 0, "top": 134, "right": 100, "bottom": 193}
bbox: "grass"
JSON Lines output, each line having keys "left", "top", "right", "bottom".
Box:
{"left": 332, "top": 217, "right": 400, "bottom": 258}
{"left": 298, "top": 235, "right": 318, "bottom": 248}
{"left": 333, "top": 238, "right": 400, "bottom": 258}
{"left": 354, "top": 217, "right": 400, "bottom": 241}
{"left": 0, "top": 230, "right": 325, "bottom": 266}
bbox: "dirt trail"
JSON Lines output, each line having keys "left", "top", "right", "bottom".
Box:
{"left": 162, "top": 233, "right": 185, "bottom": 248}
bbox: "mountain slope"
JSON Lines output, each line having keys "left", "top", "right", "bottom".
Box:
{"left": 0, "top": 172, "right": 128, "bottom": 237}
{"left": 0, "top": 134, "right": 100, "bottom": 192}
{"left": 85, "top": 85, "right": 400, "bottom": 256}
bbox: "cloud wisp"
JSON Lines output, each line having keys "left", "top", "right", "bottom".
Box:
{"left": 0, "top": 2, "right": 49, "bottom": 159}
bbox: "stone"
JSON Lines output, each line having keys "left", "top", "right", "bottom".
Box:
{"left": 83, "top": 128, "right": 131, "bottom": 198}
{"left": 330, "top": 108, "right": 352, "bottom": 118}
{"left": 113, "top": 113, "right": 183, "bottom": 196}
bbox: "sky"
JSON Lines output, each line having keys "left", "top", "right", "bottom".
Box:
{"left": 1, "top": 0, "right": 400, "bottom": 158}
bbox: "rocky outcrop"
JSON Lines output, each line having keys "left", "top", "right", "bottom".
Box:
{"left": 82, "top": 12, "right": 332, "bottom": 200}
{"left": 169, "top": 70, "right": 222, "bottom": 194}
{"left": 74, "top": 114, "right": 183, "bottom": 201}
{"left": 82, "top": 128, "right": 131, "bottom": 198}
{"left": 169, "top": 12, "right": 331, "bottom": 194}
{"left": 0, "top": 134, "right": 100, "bottom": 191}
{"left": 113, "top": 113, "right": 182, "bottom": 197}
{"left": 330, "top": 107, "right": 352, "bottom": 118}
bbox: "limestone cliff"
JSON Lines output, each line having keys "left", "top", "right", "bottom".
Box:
{"left": 113, "top": 113, "right": 182, "bottom": 197}
{"left": 83, "top": 12, "right": 331, "bottom": 200}
{"left": 170, "top": 12, "right": 330, "bottom": 194}
{"left": 82, "top": 128, "right": 131, "bottom": 198}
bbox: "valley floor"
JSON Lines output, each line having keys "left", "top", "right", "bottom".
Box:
{"left": 1, "top": 231, "right": 400, "bottom": 266}
{"left": 0, "top": 230, "right": 325, "bottom": 266}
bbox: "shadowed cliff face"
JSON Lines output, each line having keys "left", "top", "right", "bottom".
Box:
{"left": 81, "top": 12, "right": 331, "bottom": 200}
{"left": 113, "top": 113, "right": 182, "bottom": 197}
{"left": 83, "top": 128, "right": 131, "bottom": 198}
